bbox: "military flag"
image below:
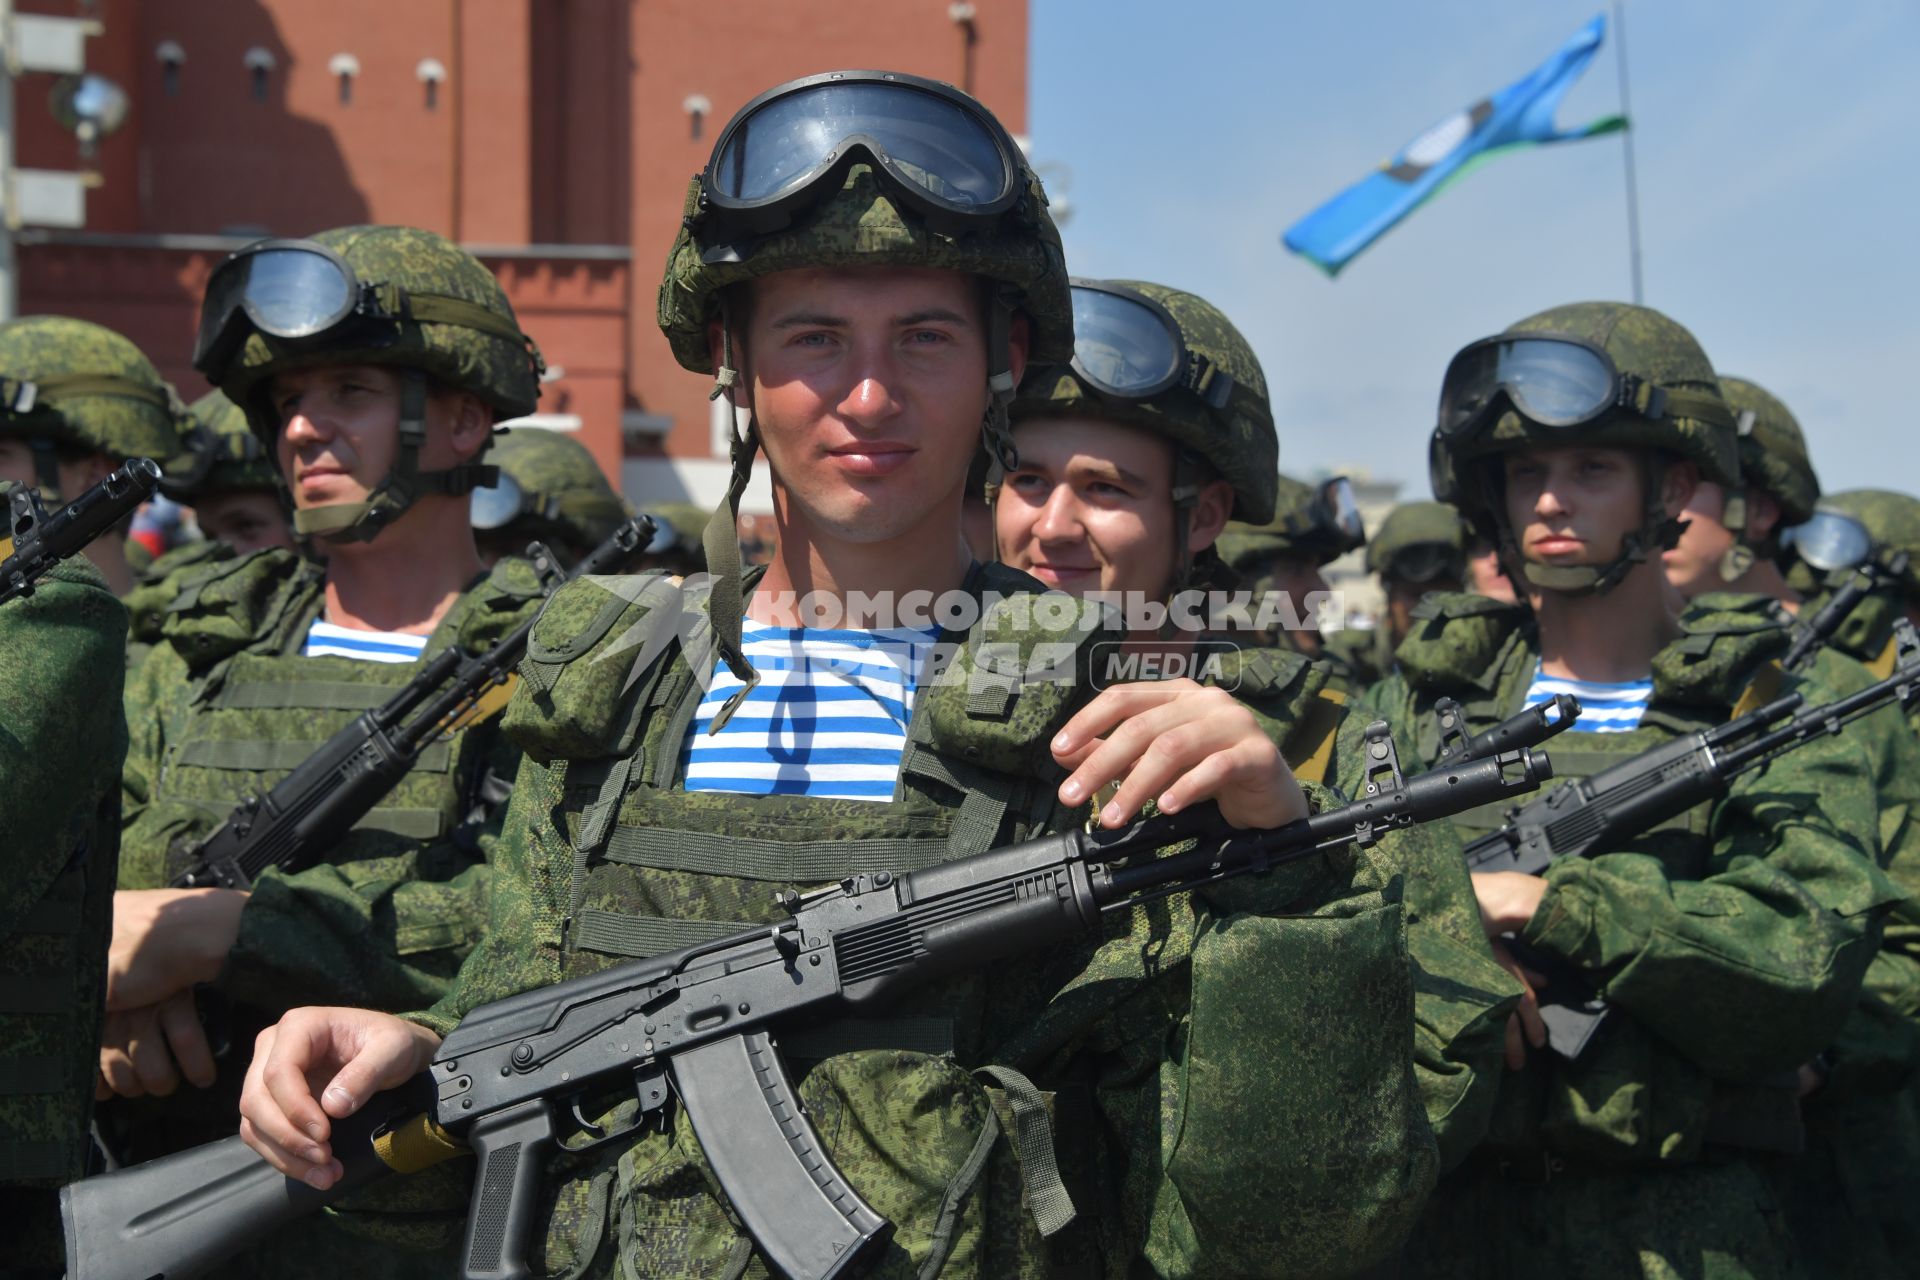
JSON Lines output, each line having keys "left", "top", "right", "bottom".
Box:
{"left": 1283, "top": 14, "right": 1627, "bottom": 276}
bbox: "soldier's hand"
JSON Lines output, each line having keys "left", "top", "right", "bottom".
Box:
{"left": 1052, "top": 679, "right": 1306, "bottom": 830}
{"left": 1487, "top": 939, "right": 1548, "bottom": 1071}
{"left": 238, "top": 1007, "right": 441, "bottom": 1189}
{"left": 1469, "top": 871, "right": 1549, "bottom": 936}
{"left": 108, "top": 888, "right": 248, "bottom": 1010}
{"left": 96, "top": 990, "right": 218, "bottom": 1097}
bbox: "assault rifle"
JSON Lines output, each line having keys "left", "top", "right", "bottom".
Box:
{"left": 1434, "top": 692, "right": 1580, "bottom": 767}
{"left": 66, "top": 724, "right": 1554, "bottom": 1280}
{"left": 1783, "top": 550, "right": 1911, "bottom": 671}
{"left": 170, "top": 516, "right": 653, "bottom": 891}
{"left": 0, "top": 458, "right": 161, "bottom": 605}
{"left": 1466, "top": 619, "right": 1920, "bottom": 1058}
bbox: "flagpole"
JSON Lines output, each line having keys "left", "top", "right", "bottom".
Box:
{"left": 1610, "top": 0, "right": 1645, "bottom": 304}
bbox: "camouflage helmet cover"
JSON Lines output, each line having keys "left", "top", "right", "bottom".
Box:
{"left": 658, "top": 147, "right": 1073, "bottom": 372}
{"left": 1010, "top": 279, "right": 1279, "bottom": 524}
{"left": 1216, "top": 472, "right": 1354, "bottom": 571}
{"left": 217, "top": 225, "right": 541, "bottom": 427}
{"left": 479, "top": 427, "right": 630, "bottom": 550}
{"left": 640, "top": 501, "right": 711, "bottom": 555}
{"left": 0, "top": 316, "right": 182, "bottom": 462}
{"left": 1821, "top": 488, "right": 1920, "bottom": 597}
{"left": 162, "top": 388, "right": 282, "bottom": 500}
{"left": 1365, "top": 501, "right": 1468, "bottom": 577}
{"left": 1718, "top": 375, "right": 1819, "bottom": 526}
{"left": 1432, "top": 301, "right": 1742, "bottom": 511}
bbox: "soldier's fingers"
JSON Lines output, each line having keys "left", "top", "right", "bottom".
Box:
{"left": 1503, "top": 1012, "right": 1527, "bottom": 1072}
{"left": 1516, "top": 988, "right": 1548, "bottom": 1053}
{"left": 159, "top": 991, "right": 219, "bottom": 1089}
{"left": 256, "top": 1018, "right": 336, "bottom": 1151}
{"left": 238, "top": 1114, "right": 336, "bottom": 1188}
{"left": 1051, "top": 681, "right": 1192, "bottom": 762}
{"left": 98, "top": 1016, "right": 146, "bottom": 1099}
{"left": 318, "top": 1014, "right": 439, "bottom": 1120}
{"left": 1057, "top": 698, "right": 1188, "bottom": 813}
{"left": 127, "top": 1008, "right": 184, "bottom": 1098}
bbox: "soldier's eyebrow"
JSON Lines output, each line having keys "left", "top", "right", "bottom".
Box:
{"left": 894, "top": 307, "right": 973, "bottom": 328}
{"left": 769, "top": 310, "right": 849, "bottom": 330}
{"left": 1069, "top": 458, "right": 1149, "bottom": 488}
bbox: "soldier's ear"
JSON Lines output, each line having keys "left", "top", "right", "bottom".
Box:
{"left": 1184, "top": 478, "right": 1237, "bottom": 555}
{"left": 1660, "top": 460, "right": 1700, "bottom": 519}
{"left": 1744, "top": 488, "right": 1781, "bottom": 542}
{"left": 441, "top": 390, "right": 493, "bottom": 462}
{"left": 1006, "top": 312, "right": 1030, "bottom": 388}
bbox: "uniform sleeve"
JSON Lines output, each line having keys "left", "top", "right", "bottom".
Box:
{"left": 1521, "top": 724, "right": 1899, "bottom": 1082}
{"left": 115, "top": 640, "right": 190, "bottom": 888}
{"left": 1136, "top": 780, "right": 1438, "bottom": 1277}
{"left": 1340, "top": 674, "right": 1521, "bottom": 1173}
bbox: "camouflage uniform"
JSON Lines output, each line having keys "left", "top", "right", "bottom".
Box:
{"left": 0, "top": 499, "right": 129, "bottom": 1275}
{"left": 107, "top": 226, "right": 549, "bottom": 1273}
{"left": 408, "top": 86, "right": 1435, "bottom": 1278}
{"left": 472, "top": 427, "right": 630, "bottom": 567}
{"left": 1216, "top": 473, "right": 1369, "bottom": 693}
{"left": 1381, "top": 303, "right": 1899, "bottom": 1279}
{"left": 1792, "top": 490, "right": 1920, "bottom": 687}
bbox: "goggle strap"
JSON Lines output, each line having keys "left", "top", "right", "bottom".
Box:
{"left": 1186, "top": 355, "right": 1235, "bottom": 412}
{"left": 29, "top": 373, "right": 173, "bottom": 411}
{"left": 386, "top": 290, "right": 547, "bottom": 382}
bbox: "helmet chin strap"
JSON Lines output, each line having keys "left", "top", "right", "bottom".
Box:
{"left": 979, "top": 292, "right": 1020, "bottom": 565}
{"left": 293, "top": 371, "right": 498, "bottom": 544}
{"left": 1716, "top": 490, "right": 1757, "bottom": 582}
{"left": 1494, "top": 453, "right": 1687, "bottom": 598}
{"left": 700, "top": 299, "right": 764, "bottom": 732}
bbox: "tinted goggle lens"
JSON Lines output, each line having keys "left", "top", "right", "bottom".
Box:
{"left": 1069, "top": 285, "right": 1184, "bottom": 398}
{"left": 196, "top": 246, "right": 358, "bottom": 374}
{"left": 1320, "top": 476, "right": 1365, "bottom": 547}
{"left": 1389, "top": 542, "right": 1458, "bottom": 584}
{"left": 711, "top": 80, "right": 1011, "bottom": 211}
{"left": 469, "top": 472, "right": 529, "bottom": 531}
{"left": 1783, "top": 508, "right": 1874, "bottom": 572}
{"left": 1440, "top": 338, "right": 1618, "bottom": 434}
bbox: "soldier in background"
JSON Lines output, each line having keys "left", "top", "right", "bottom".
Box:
{"left": 1788, "top": 488, "right": 1920, "bottom": 680}
{"left": 1329, "top": 500, "right": 1469, "bottom": 685}
{"left": 470, "top": 426, "right": 630, "bottom": 568}
{"left": 0, "top": 317, "right": 184, "bottom": 597}
{"left": 633, "top": 500, "right": 708, "bottom": 577}
{"left": 1214, "top": 471, "right": 1367, "bottom": 685}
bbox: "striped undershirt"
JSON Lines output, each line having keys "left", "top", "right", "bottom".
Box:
{"left": 683, "top": 621, "right": 942, "bottom": 801}
{"left": 301, "top": 619, "right": 431, "bottom": 664}
{"left": 1522, "top": 661, "right": 1653, "bottom": 733}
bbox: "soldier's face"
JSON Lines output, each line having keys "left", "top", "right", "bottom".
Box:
{"left": 0, "top": 438, "right": 114, "bottom": 504}
{"left": 723, "top": 268, "right": 1025, "bottom": 546}
{"left": 996, "top": 417, "right": 1229, "bottom": 601}
{"left": 1502, "top": 445, "right": 1663, "bottom": 569}
{"left": 192, "top": 490, "right": 295, "bottom": 555}
{"left": 268, "top": 364, "right": 487, "bottom": 514}
{"left": 1663, "top": 482, "right": 1781, "bottom": 598}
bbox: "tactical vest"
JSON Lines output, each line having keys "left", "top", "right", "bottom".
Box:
{"left": 1388, "top": 591, "right": 1816, "bottom": 1164}
{"left": 498, "top": 562, "right": 1180, "bottom": 1275}
{"left": 122, "top": 548, "right": 547, "bottom": 891}
{"left": 1206, "top": 640, "right": 1346, "bottom": 785}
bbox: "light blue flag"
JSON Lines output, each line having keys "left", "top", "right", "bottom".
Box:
{"left": 1283, "top": 15, "right": 1627, "bottom": 276}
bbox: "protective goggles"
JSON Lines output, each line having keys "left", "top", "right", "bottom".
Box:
{"left": 470, "top": 473, "right": 559, "bottom": 533}
{"left": 1384, "top": 541, "right": 1461, "bottom": 585}
{"left": 1436, "top": 333, "right": 1736, "bottom": 441}
{"left": 1781, "top": 507, "right": 1875, "bottom": 573}
{"left": 697, "top": 71, "right": 1025, "bottom": 242}
{"left": 1067, "top": 280, "right": 1236, "bottom": 410}
{"left": 194, "top": 239, "right": 534, "bottom": 382}
{"left": 1314, "top": 475, "right": 1367, "bottom": 552}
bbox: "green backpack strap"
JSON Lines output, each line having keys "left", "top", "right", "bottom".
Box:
{"left": 974, "top": 1064, "right": 1077, "bottom": 1238}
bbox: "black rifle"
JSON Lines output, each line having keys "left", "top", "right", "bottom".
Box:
{"left": 1783, "top": 550, "right": 1911, "bottom": 671}
{"left": 170, "top": 516, "right": 652, "bottom": 891}
{"left": 1465, "top": 619, "right": 1920, "bottom": 1057}
{"left": 0, "top": 458, "right": 162, "bottom": 605}
{"left": 65, "top": 725, "right": 1553, "bottom": 1280}
{"left": 1434, "top": 692, "right": 1580, "bottom": 767}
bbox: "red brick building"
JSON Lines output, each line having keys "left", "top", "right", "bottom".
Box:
{"left": 13, "top": 0, "right": 1028, "bottom": 510}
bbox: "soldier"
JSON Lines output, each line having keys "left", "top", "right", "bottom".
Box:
{"left": 1365, "top": 302, "right": 1896, "bottom": 1278}
{"left": 632, "top": 499, "right": 708, "bottom": 577}
{"left": 469, "top": 426, "right": 629, "bottom": 568}
{"left": 97, "top": 226, "right": 555, "bottom": 1270}
{"left": 235, "top": 70, "right": 1435, "bottom": 1276}
{"left": 164, "top": 388, "right": 297, "bottom": 557}
{"left": 1790, "top": 489, "right": 1920, "bottom": 678}
{"left": 1661, "top": 378, "right": 1920, "bottom": 1274}
{"left": 0, "top": 507, "right": 129, "bottom": 1272}
{"left": 0, "top": 317, "right": 185, "bottom": 597}
{"left": 1463, "top": 529, "right": 1519, "bottom": 603}
{"left": 1215, "top": 470, "right": 1367, "bottom": 680}
{"left": 1368, "top": 501, "right": 1468, "bottom": 651}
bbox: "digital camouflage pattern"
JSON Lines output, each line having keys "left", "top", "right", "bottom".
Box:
{"left": 1012, "top": 279, "right": 1280, "bottom": 524}
{"left": 217, "top": 225, "right": 542, "bottom": 432}
{"left": 1820, "top": 489, "right": 1920, "bottom": 601}
{"left": 1216, "top": 472, "right": 1362, "bottom": 573}
{"left": 1365, "top": 502, "right": 1468, "bottom": 581}
{"left": 1431, "top": 302, "right": 1742, "bottom": 507}
{"left": 410, "top": 562, "right": 1437, "bottom": 1277}
{"left": 0, "top": 315, "right": 183, "bottom": 465}
{"left": 1717, "top": 377, "right": 1820, "bottom": 527}
{"left": 478, "top": 427, "right": 630, "bottom": 555}
{"left": 659, "top": 162, "right": 1075, "bottom": 372}
{"left": 0, "top": 524, "right": 128, "bottom": 1273}
{"left": 1361, "top": 590, "right": 1897, "bottom": 1277}
{"left": 107, "top": 548, "right": 550, "bottom": 1271}
{"left": 159, "top": 388, "right": 282, "bottom": 502}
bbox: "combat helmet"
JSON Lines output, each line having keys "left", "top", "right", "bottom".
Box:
{"left": 1215, "top": 472, "right": 1367, "bottom": 577}
{"left": 1709, "top": 375, "right": 1819, "bottom": 581}
{"left": 1365, "top": 501, "right": 1467, "bottom": 585}
{"left": 657, "top": 69, "right": 1072, "bottom": 703}
{"left": 1429, "top": 301, "right": 1742, "bottom": 596}
{"left": 471, "top": 427, "right": 629, "bottom": 560}
{"left": 160, "top": 389, "right": 282, "bottom": 503}
{"left": 0, "top": 316, "right": 183, "bottom": 501}
{"left": 192, "top": 224, "right": 544, "bottom": 544}
{"left": 1811, "top": 489, "right": 1920, "bottom": 602}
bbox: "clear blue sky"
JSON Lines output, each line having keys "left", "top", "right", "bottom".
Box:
{"left": 1029, "top": 0, "right": 1916, "bottom": 500}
